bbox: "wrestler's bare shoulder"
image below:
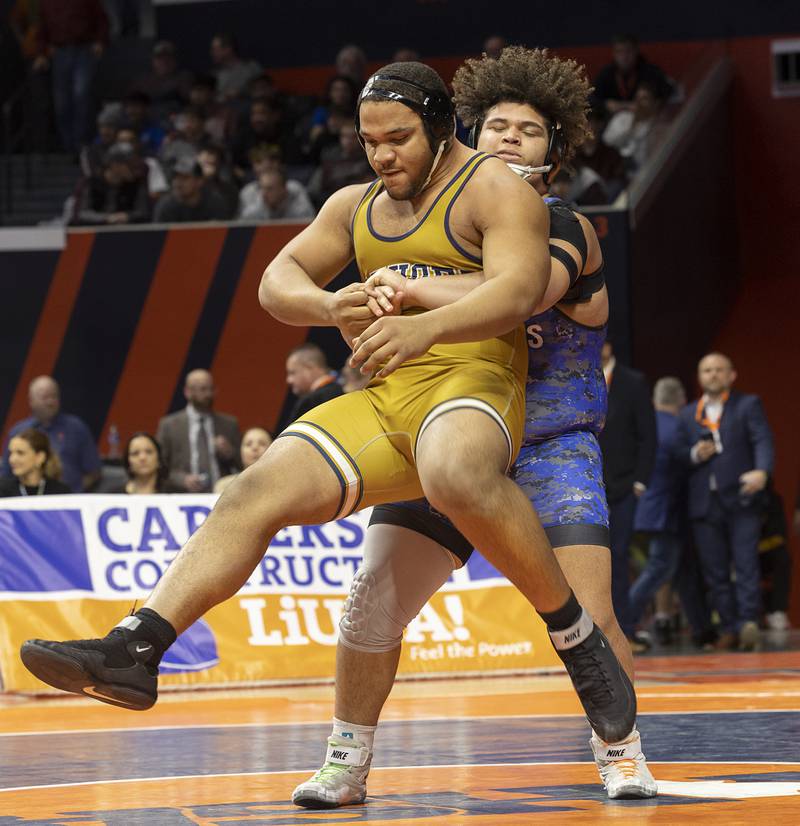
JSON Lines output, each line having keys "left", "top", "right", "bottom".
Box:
{"left": 467, "top": 156, "right": 547, "bottom": 221}
{"left": 311, "top": 181, "right": 376, "bottom": 229}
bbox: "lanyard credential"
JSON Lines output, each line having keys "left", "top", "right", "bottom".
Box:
{"left": 695, "top": 391, "right": 729, "bottom": 452}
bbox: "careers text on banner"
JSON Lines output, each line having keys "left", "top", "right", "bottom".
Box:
{"left": 0, "top": 495, "right": 559, "bottom": 692}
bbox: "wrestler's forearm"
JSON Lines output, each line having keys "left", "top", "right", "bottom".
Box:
{"left": 424, "top": 271, "right": 546, "bottom": 344}
{"left": 410, "top": 266, "right": 568, "bottom": 316}
{"left": 259, "top": 257, "right": 336, "bottom": 326}
{"left": 404, "top": 273, "right": 485, "bottom": 310}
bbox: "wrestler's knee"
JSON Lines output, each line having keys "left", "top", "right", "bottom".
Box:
{"left": 339, "top": 567, "right": 407, "bottom": 653}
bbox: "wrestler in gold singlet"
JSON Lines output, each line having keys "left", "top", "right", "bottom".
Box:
{"left": 281, "top": 152, "right": 527, "bottom": 519}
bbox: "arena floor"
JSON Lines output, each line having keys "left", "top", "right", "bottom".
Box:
{"left": 1, "top": 633, "right": 799, "bottom": 824}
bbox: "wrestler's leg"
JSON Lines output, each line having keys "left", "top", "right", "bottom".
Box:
{"left": 148, "top": 437, "right": 349, "bottom": 632}
{"left": 416, "top": 409, "right": 570, "bottom": 611}
{"left": 555, "top": 545, "right": 633, "bottom": 682}
{"left": 416, "top": 408, "right": 636, "bottom": 745}
{"left": 293, "top": 524, "right": 456, "bottom": 808}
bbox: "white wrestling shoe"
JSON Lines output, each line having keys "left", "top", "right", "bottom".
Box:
{"left": 591, "top": 728, "right": 658, "bottom": 799}
{"left": 292, "top": 735, "right": 371, "bottom": 809}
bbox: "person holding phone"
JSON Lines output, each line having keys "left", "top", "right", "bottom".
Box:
{"left": 674, "top": 352, "right": 774, "bottom": 651}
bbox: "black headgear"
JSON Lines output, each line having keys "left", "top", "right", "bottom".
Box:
{"left": 468, "top": 114, "right": 564, "bottom": 185}
{"left": 355, "top": 73, "right": 455, "bottom": 153}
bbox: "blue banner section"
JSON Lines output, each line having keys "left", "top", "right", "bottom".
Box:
{"left": 0, "top": 509, "right": 91, "bottom": 592}
{"left": 465, "top": 553, "right": 502, "bottom": 581}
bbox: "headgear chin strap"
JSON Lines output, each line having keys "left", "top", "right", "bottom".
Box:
{"left": 421, "top": 140, "right": 447, "bottom": 188}
{"left": 507, "top": 162, "right": 553, "bottom": 181}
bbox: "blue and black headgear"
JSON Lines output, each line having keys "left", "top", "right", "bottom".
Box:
{"left": 355, "top": 70, "right": 455, "bottom": 153}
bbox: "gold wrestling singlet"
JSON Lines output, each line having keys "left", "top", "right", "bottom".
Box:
{"left": 280, "top": 152, "right": 527, "bottom": 518}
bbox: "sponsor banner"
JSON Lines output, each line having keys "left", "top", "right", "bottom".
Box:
{"left": 0, "top": 496, "right": 559, "bottom": 691}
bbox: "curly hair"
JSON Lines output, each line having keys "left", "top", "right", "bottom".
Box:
{"left": 453, "top": 46, "right": 592, "bottom": 164}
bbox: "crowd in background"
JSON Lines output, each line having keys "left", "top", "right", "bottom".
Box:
{"left": 3, "top": 0, "right": 681, "bottom": 226}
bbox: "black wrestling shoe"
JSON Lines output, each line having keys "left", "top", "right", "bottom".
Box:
{"left": 548, "top": 610, "right": 637, "bottom": 744}
{"left": 20, "top": 637, "right": 158, "bottom": 710}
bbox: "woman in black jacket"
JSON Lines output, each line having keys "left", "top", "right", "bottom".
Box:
{"left": 0, "top": 428, "right": 71, "bottom": 496}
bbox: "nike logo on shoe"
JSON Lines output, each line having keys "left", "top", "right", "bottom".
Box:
{"left": 83, "top": 685, "right": 114, "bottom": 700}
{"left": 135, "top": 644, "right": 152, "bottom": 654}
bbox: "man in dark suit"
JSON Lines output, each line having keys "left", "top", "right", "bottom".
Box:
{"left": 631, "top": 377, "right": 713, "bottom": 647}
{"left": 157, "top": 369, "right": 241, "bottom": 492}
{"left": 674, "top": 352, "right": 774, "bottom": 651}
{"left": 598, "top": 341, "right": 657, "bottom": 649}
{"left": 285, "top": 343, "right": 343, "bottom": 423}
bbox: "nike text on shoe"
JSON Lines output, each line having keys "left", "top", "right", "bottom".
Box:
{"left": 591, "top": 728, "right": 658, "bottom": 799}
{"left": 292, "top": 735, "right": 371, "bottom": 809}
{"left": 548, "top": 609, "right": 637, "bottom": 744}
{"left": 19, "top": 638, "right": 157, "bottom": 710}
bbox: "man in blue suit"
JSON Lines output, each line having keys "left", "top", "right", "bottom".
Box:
{"left": 674, "top": 353, "right": 774, "bottom": 651}
{"left": 631, "top": 377, "right": 713, "bottom": 646}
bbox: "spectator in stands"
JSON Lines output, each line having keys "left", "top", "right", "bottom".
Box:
{"left": 482, "top": 34, "right": 507, "bottom": 59}
{"left": 674, "top": 352, "right": 774, "bottom": 651}
{"left": 129, "top": 40, "right": 193, "bottom": 126}
{"left": 392, "top": 47, "right": 421, "bottom": 63}
{"left": 231, "top": 98, "right": 294, "bottom": 177}
{"left": 0, "top": 429, "right": 71, "bottom": 496}
{"left": 33, "top": 0, "right": 109, "bottom": 153}
{"left": 602, "top": 82, "right": 665, "bottom": 173}
{"left": 157, "top": 369, "right": 241, "bottom": 493}
{"left": 2, "top": 376, "right": 100, "bottom": 492}
{"left": 591, "top": 33, "right": 674, "bottom": 116}
{"left": 153, "top": 157, "right": 229, "bottom": 223}
{"left": 574, "top": 110, "right": 627, "bottom": 198}
{"left": 197, "top": 145, "right": 239, "bottom": 219}
{"left": 335, "top": 44, "right": 367, "bottom": 86}
{"left": 286, "top": 343, "right": 343, "bottom": 423}
{"left": 758, "top": 485, "right": 792, "bottom": 632}
{"left": 598, "top": 340, "right": 658, "bottom": 652}
{"left": 549, "top": 167, "right": 609, "bottom": 207}
{"left": 249, "top": 73, "right": 279, "bottom": 105}
{"left": 237, "top": 145, "right": 281, "bottom": 215}
{"left": 9, "top": 0, "right": 41, "bottom": 63}
{"left": 309, "top": 76, "right": 357, "bottom": 138}
{"left": 158, "top": 105, "right": 213, "bottom": 177}
{"left": 80, "top": 108, "right": 120, "bottom": 178}
{"left": 71, "top": 143, "right": 150, "bottom": 225}
{"left": 304, "top": 75, "right": 358, "bottom": 164}
{"left": 188, "top": 74, "right": 229, "bottom": 144}
{"left": 8, "top": 1, "right": 49, "bottom": 151}
{"left": 210, "top": 31, "right": 261, "bottom": 102}
{"left": 121, "top": 91, "right": 165, "bottom": 153}
{"left": 238, "top": 167, "right": 315, "bottom": 221}
{"left": 214, "top": 426, "right": 273, "bottom": 494}
{"left": 114, "top": 126, "right": 169, "bottom": 202}
{"left": 629, "top": 378, "right": 689, "bottom": 632}
{"left": 303, "top": 106, "right": 353, "bottom": 166}
{"left": 103, "top": 0, "right": 148, "bottom": 38}
{"left": 107, "top": 432, "right": 184, "bottom": 494}
{"left": 307, "top": 120, "right": 373, "bottom": 208}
